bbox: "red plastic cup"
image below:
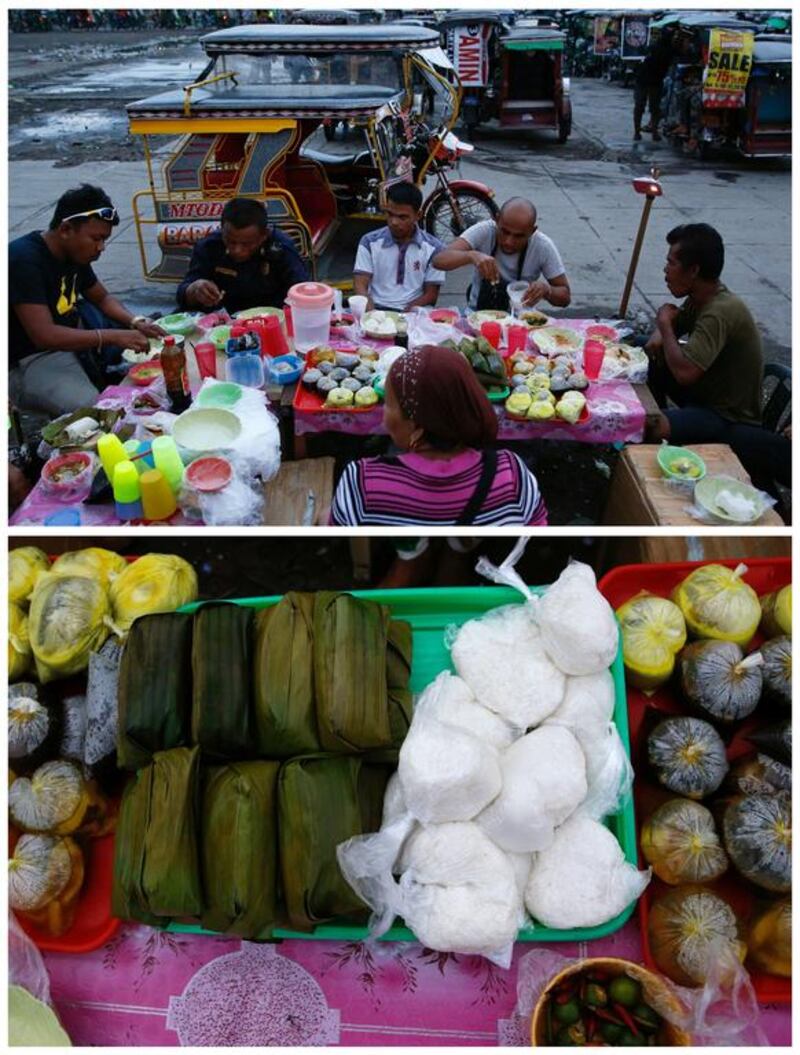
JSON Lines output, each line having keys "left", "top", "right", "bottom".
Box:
{"left": 193, "top": 341, "right": 218, "bottom": 380}
{"left": 506, "top": 323, "right": 528, "bottom": 357}
{"left": 260, "top": 314, "right": 291, "bottom": 358}
{"left": 583, "top": 339, "right": 606, "bottom": 381}
{"left": 480, "top": 321, "right": 502, "bottom": 349}
{"left": 283, "top": 304, "right": 294, "bottom": 338}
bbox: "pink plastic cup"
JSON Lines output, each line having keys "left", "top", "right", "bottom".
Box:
{"left": 506, "top": 324, "right": 528, "bottom": 357}
{"left": 583, "top": 339, "right": 606, "bottom": 381}
{"left": 261, "top": 315, "right": 291, "bottom": 358}
{"left": 480, "top": 321, "right": 502, "bottom": 350}
{"left": 193, "top": 341, "right": 218, "bottom": 380}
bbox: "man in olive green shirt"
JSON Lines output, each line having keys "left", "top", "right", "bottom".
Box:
{"left": 645, "top": 222, "right": 763, "bottom": 442}
{"left": 644, "top": 223, "right": 789, "bottom": 501}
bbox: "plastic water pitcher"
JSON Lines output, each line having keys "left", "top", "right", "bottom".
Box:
{"left": 286, "top": 281, "right": 334, "bottom": 353}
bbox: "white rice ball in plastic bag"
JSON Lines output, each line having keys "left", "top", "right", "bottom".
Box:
{"left": 507, "top": 851, "right": 534, "bottom": 898}
{"left": 544, "top": 670, "right": 632, "bottom": 820}
{"left": 425, "top": 671, "right": 517, "bottom": 751}
{"left": 451, "top": 605, "right": 565, "bottom": 727}
{"left": 398, "top": 822, "right": 521, "bottom": 964}
{"left": 524, "top": 814, "right": 650, "bottom": 929}
{"left": 381, "top": 771, "right": 408, "bottom": 827}
{"left": 398, "top": 680, "right": 502, "bottom": 823}
{"left": 476, "top": 726, "right": 587, "bottom": 852}
{"left": 537, "top": 563, "right": 619, "bottom": 676}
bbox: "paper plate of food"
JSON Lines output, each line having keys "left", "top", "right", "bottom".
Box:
{"left": 531, "top": 327, "right": 583, "bottom": 354}
{"left": 585, "top": 323, "right": 619, "bottom": 341}
{"left": 466, "top": 308, "right": 510, "bottom": 332}
{"left": 360, "top": 310, "right": 408, "bottom": 340}
{"left": 516, "top": 308, "right": 550, "bottom": 328}
{"left": 429, "top": 307, "right": 461, "bottom": 325}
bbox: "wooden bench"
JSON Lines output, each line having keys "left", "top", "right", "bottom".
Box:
{"left": 261, "top": 456, "right": 335, "bottom": 525}
{"left": 603, "top": 443, "right": 785, "bottom": 527}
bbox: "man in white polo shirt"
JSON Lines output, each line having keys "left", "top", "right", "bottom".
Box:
{"left": 353, "top": 183, "right": 445, "bottom": 311}
{"left": 432, "top": 197, "right": 571, "bottom": 313}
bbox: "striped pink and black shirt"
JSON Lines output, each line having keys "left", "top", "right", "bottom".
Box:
{"left": 330, "top": 449, "right": 548, "bottom": 526}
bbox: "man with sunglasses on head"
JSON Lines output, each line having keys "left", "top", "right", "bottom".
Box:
{"left": 431, "top": 197, "right": 571, "bottom": 313}
{"left": 176, "top": 197, "right": 309, "bottom": 315}
{"left": 9, "top": 184, "right": 164, "bottom": 416}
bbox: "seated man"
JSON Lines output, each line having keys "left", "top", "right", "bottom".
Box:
{"left": 9, "top": 184, "right": 162, "bottom": 416}
{"left": 646, "top": 223, "right": 789, "bottom": 497}
{"left": 176, "top": 197, "right": 309, "bottom": 315}
{"left": 431, "top": 197, "right": 571, "bottom": 313}
{"left": 646, "top": 223, "right": 763, "bottom": 440}
{"left": 353, "top": 182, "right": 445, "bottom": 311}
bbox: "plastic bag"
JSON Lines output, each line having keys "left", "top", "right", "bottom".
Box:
{"left": 9, "top": 911, "right": 72, "bottom": 1045}
{"left": 109, "top": 553, "right": 198, "bottom": 632}
{"left": 186, "top": 473, "right": 265, "bottom": 527}
{"left": 9, "top": 910, "right": 52, "bottom": 1004}
{"left": 397, "top": 672, "right": 502, "bottom": 823}
{"left": 405, "top": 310, "right": 462, "bottom": 351}
{"left": 684, "top": 475, "right": 777, "bottom": 526}
{"left": 535, "top": 561, "right": 619, "bottom": 675}
{"left": 85, "top": 638, "right": 123, "bottom": 767}
{"left": 29, "top": 574, "right": 117, "bottom": 683}
{"left": 509, "top": 944, "right": 767, "bottom": 1047}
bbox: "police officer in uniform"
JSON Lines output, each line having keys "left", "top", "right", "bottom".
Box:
{"left": 176, "top": 197, "right": 309, "bottom": 315}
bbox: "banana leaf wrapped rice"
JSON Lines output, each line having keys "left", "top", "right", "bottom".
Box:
{"left": 192, "top": 603, "right": 254, "bottom": 760}
{"left": 313, "top": 592, "right": 393, "bottom": 753}
{"left": 253, "top": 593, "right": 319, "bottom": 757}
{"left": 113, "top": 746, "right": 203, "bottom": 922}
{"left": 279, "top": 755, "right": 382, "bottom": 930}
{"left": 118, "top": 612, "right": 194, "bottom": 770}
{"left": 201, "top": 761, "right": 281, "bottom": 938}
{"left": 387, "top": 620, "right": 413, "bottom": 746}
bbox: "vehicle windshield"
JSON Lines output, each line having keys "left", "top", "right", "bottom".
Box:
{"left": 216, "top": 51, "right": 404, "bottom": 92}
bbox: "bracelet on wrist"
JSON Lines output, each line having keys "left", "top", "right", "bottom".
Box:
{"left": 130, "top": 314, "right": 147, "bottom": 327}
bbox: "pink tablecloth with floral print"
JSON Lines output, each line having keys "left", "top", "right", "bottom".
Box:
{"left": 43, "top": 919, "right": 789, "bottom": 1046}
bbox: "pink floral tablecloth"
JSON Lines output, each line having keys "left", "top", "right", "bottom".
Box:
{"left": 43, "top": 920, "right": 789, "bottom": 1047}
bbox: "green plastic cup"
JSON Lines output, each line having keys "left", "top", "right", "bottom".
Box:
{"left": 112, "top": 460, "right": 141, "bottom": 503}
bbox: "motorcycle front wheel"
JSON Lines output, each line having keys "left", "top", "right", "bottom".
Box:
{"left": 424, "top": 189, "right": 498, "bottom": 241}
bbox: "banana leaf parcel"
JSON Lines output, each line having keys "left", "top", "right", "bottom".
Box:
{"left": 313, "top": 593, "right": 393, "bottom": 753}
{"left": 117, "top": 612, "right": 193, "bottom": 770}
{"left": 191, "top": 603, "right": 254, "bottom": 760}
{"left": 357, "top": 763, "right": 394, "bottom": 833}
{"left": 387, "top": 619, "right": 413, "bottom": 747}
{"left": 114, "top": 746, "right": 204, "bottom": 920}
{"left": 253, "top": 593, "right": 320, "bottom": 757}
{"left": 278, "top": 755, "right": 371, "bottom": 930}
{"left": 201, "top": 761, "right": 280, "bottom": 938}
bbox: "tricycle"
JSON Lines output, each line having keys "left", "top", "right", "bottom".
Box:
{"left": 126, "top": 22, "right": 497, "bottom": 290}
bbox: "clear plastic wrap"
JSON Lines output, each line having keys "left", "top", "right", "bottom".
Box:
{"left": 397, "top": 673, "right": 502, "bottom": 823}
{"left": 536, "top": 561, "right": 619, "bottom": 675}
{"left": 524, "top": 815, "right": 650, "bottom": 930}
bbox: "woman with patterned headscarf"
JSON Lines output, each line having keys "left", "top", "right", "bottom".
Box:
{"left": 331, "top": 344, "right": 547, "bottom": 526}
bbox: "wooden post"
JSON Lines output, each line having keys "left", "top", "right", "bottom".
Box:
{"left": 619, "top": 194, "right": 655, "bottom": 319}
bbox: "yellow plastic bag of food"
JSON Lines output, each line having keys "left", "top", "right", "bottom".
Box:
{"left": 673, "top": 563, "right": 761, "bottom": 646}
{"left": 29, "top": 574, "right": 115, "bottom": 683}
{"left": 616, "top": 592, "right": 687, "bottom": 690}
{"left": 9, "top": 547, "right": 50, "bottom": 608}
{"left": 110, "top": 553, "right": 198, "bottom": 632}
{"left": 9, "top": 601, "right": 33, "bottom": 681}
{"left": 51, "top": 548, "right": 127, "bottom": 590}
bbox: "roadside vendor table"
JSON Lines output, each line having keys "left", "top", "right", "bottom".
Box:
{"left": 40, "top": 918, "right": 790, "bottom": 1046}
{"left": 603, "top": 443, "right": 785, "bottom": 527}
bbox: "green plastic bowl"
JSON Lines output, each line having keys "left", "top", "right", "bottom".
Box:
{"left": 195, "top": 382, "right": 243, "bottom": 408}
{"left": 159, "top": 312, "right": 199, "bottom": 337}
{"left": 694, "top": 475, "right": 766, "bottom": 524}
{"left": 657, "top": 444, "right": 706, "bottom": 482}
{"left": 206, "top": 325, "right": 232, "bottom": 350}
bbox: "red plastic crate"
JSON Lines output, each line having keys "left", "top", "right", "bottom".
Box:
{"left": 598, "top": 557, "right": 791, "bottom": 1005}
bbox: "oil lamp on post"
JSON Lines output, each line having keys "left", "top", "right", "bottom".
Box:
{"left": 619, "top": 166, "right": 663, "bottom": 319}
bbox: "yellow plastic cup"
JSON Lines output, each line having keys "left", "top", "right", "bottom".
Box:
{"left": 97, "top": 432, "right": 128, "bottom": 483}
{"left": 139, "top": 469, "right": 177, "bottom": 521}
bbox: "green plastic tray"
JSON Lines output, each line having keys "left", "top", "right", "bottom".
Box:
{"left": 169, "top": 585, "right": 635, "bottom": 944}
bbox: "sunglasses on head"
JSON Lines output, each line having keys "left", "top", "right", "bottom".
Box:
{"left": 61, "top": 206, "right": 119, "bottom": 226}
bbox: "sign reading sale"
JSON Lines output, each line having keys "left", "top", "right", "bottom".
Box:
{"left": 703, "top": 28, "right": 754, "bottom": 108}
{"left": 451, "top": 24, "right": 491, "bottom": 87}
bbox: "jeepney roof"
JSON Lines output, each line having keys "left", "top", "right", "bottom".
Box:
{"left": 200, "top": 22, "right": 440, "bottom": 53}
{"left": 501, "top": 26, "right": 566, "bottom": 46}
{"left": 650, "top": 12, "right": 759, "bottom": 32}
{"left": 437, "top": 11, "right": 513, "bottom": 28}
{"left": 753, "top": 35, "right": 792, "bottom": 62}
